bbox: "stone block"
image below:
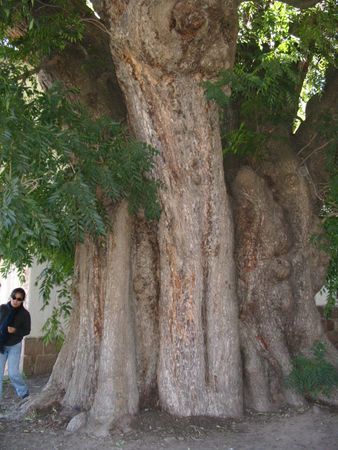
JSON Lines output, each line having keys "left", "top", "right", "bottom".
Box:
{"left": 326, "top": 319, "right": 335, "bottom": 332}
{"left": 327, "top": 330, "right": 338, "bottom": 346}
{"left": 33, "top": 354, "right": 58, "bottom": 375}
{"left": 42, "top": 340, "right": 59, "bottom": 355}
{"left": 321, "top": 318, "right": 328, "bottom": 331}
{"left": 321, "top": 318, "right": 335, "bottom": 332}
{"left": 24, "top": 337, "right": 44, "bottom": 358}
{"left": 331, "top": 308, "right": 338, "bottom": 319}
{"left": 23, "top": 355, "right": 34, "bottom": 377}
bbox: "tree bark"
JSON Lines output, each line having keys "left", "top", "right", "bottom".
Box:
{"left": 131, "top": 217, "right": 160, "bottom": 406}
{"left": 97, "top": 0, "right": 243, "bottom": 417}
{"left": 18, "top": 0, "right": 338, "bottom": 432}
{"left": 85, "top": 202, "right": 138, "bottom": 436}
{"left": 294, "top": 68, "right": 338, "bottom": 210}
{"left": 229, "top": 133, "right": 338, "bottom": 411}
{"left": 20, "top": 13, "right": 158, "bottom": 429}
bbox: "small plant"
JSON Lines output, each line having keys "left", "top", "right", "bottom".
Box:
{"left": 41, "top": 299, "right": 71, "bottom": 349}
{"left": 286, "top": 341, "right": 338, "bottom": 398}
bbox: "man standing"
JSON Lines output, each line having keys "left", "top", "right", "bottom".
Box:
{"left": 0, "top": 288, "right": 31, "bottom": 401}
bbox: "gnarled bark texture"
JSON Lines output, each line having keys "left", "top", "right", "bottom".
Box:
{"left": 229, "top": 131, "right": 338, "bottom": 411}
{"left": 22, "top": 13, "right": 158, "bottom": 430}
{"left": 131, "top": 217, "right": 160, "bottom": 406}
{"left": 20, "top": 0, "right": 338, "bottom": 434}
{"left": 221, "top": 64, "right": 338, "bottom": 413}
{"left": 97, "top": 0, "right": 243, "bottom": 417}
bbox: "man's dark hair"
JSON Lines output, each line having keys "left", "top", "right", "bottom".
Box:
{"left": 10, "top": 287, "right": 26, "bottom": 300}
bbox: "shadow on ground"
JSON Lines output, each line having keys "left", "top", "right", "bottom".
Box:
{"left": 1, "top": 376, "right": 338, "bottom": 450}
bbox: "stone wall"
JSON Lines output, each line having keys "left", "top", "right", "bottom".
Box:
{"left": 23, "top": 337, "right": 59, "bottom": 376}
{"left": 318, "top": 306, "right": 338, "bottom": 349}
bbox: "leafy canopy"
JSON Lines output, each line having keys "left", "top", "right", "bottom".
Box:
{"left": 0, "top": 1, "right": 160, "bottom": 341}
{"left": 0, "top": 0, "right": 87, "bottom": 64}
{"left": 0, "top": 62, "right": 160, "bottom": 276}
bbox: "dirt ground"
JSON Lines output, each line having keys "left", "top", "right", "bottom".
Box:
{"left": 0, "top": 376, "right": 338, "bottom": 450}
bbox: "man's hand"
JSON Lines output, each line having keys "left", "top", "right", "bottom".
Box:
{"left": 7, "top": 326, "right": 16, "bottom": 334}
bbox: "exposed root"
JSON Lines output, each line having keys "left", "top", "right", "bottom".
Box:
{"left": 85, "top": 419, "right": 112, "bottom": 438}
{"left": 66, "top": 412, "right": 88, "bottom": 432}
{"left": 17, "top": 382, "right": 63, "bottom": 417}
{"left": 309, "top": 389, "right": 338, "bottom": 407}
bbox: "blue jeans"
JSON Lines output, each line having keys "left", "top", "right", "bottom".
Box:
{"left": 0, "top": 342, "right": 29, "bottom": 400}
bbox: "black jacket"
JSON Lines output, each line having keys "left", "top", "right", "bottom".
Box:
{"left": 0, "top": 302, "right": 31, "bottom": 346}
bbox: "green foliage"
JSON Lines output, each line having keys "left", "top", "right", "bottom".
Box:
{"left": 0, "top": 61, "right": 160, "bottom": 327}
{"left": 320, "top": 153, "right": 338, "bottom": 315}
{"left": 285, "top": 342, "right": 338, "bottom": 398}
{"left": 323, "top": 123, "right": 338, "bottom": 312}
{"left": 204, "top": 0, "right": 337, "bottom": 149}
{"left": 310, "top": 101, "right": 338, "bottom": 314}
{"left": 0, "top": 0, "right": 87, "bottom": 64}
{"left": 41, "top": 297, "right": 71, "bottom": 348}
{"left": 293, "top": 0, "right": 337, "bottom": 65}
{"left": 39, "top": 267, "right": 72, "bottom": 347}
{"left": 204, "top": 61, "right": 301, "bottom": 122}
{"left": 204, "top": 2, "right": 306, "bottom": 157}
{"left": 223, "top": 123, "right": 266, "bottom": 157}
{"left": 204, "top": 56, "right": 301, "bottom": 156}
{"left": 238, "top": 0, "right": 337, "bottom": 63}
{"left": 323, "top": 244, "right": 338, "bottom": 314}
{"left": 204, "top": 0, "right": 338, "bottom": 308}
{"left": 0, "top": 0, "right": 160, "bottom": 344}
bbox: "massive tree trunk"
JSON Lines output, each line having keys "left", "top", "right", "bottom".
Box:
{"left": 19, "top": 0, "right": 338, "bottom": 434}
{"left": 227, "top": 67, "right": 338, "bottom": 409}
{"left": 25, "top": 0, "right": 243, "bottom": 423}
{"left": 98, "top": 0, "right": 243, "bottom": 417}
{"left": 230, "top": 146, "right": 332, "bottom": 411}
{"left": 20, "top": 10, "right": 159, "bottom": 432}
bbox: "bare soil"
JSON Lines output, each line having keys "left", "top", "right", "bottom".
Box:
{"left": 0, "top": 376, "right": 337, "bottom": 450}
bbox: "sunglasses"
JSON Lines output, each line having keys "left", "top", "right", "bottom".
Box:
{"left": 12, "top": 296, "right": 24, "bottom": 302}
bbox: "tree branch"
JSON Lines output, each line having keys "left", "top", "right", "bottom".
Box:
{"left": 294, "top": 67, "right": 338, "bottom": 207}
{"left": 277, "top": 0, "right": 321, "bottom": 8}
{"left": 303, "top": 68, "right": 338, "bottom": 129}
